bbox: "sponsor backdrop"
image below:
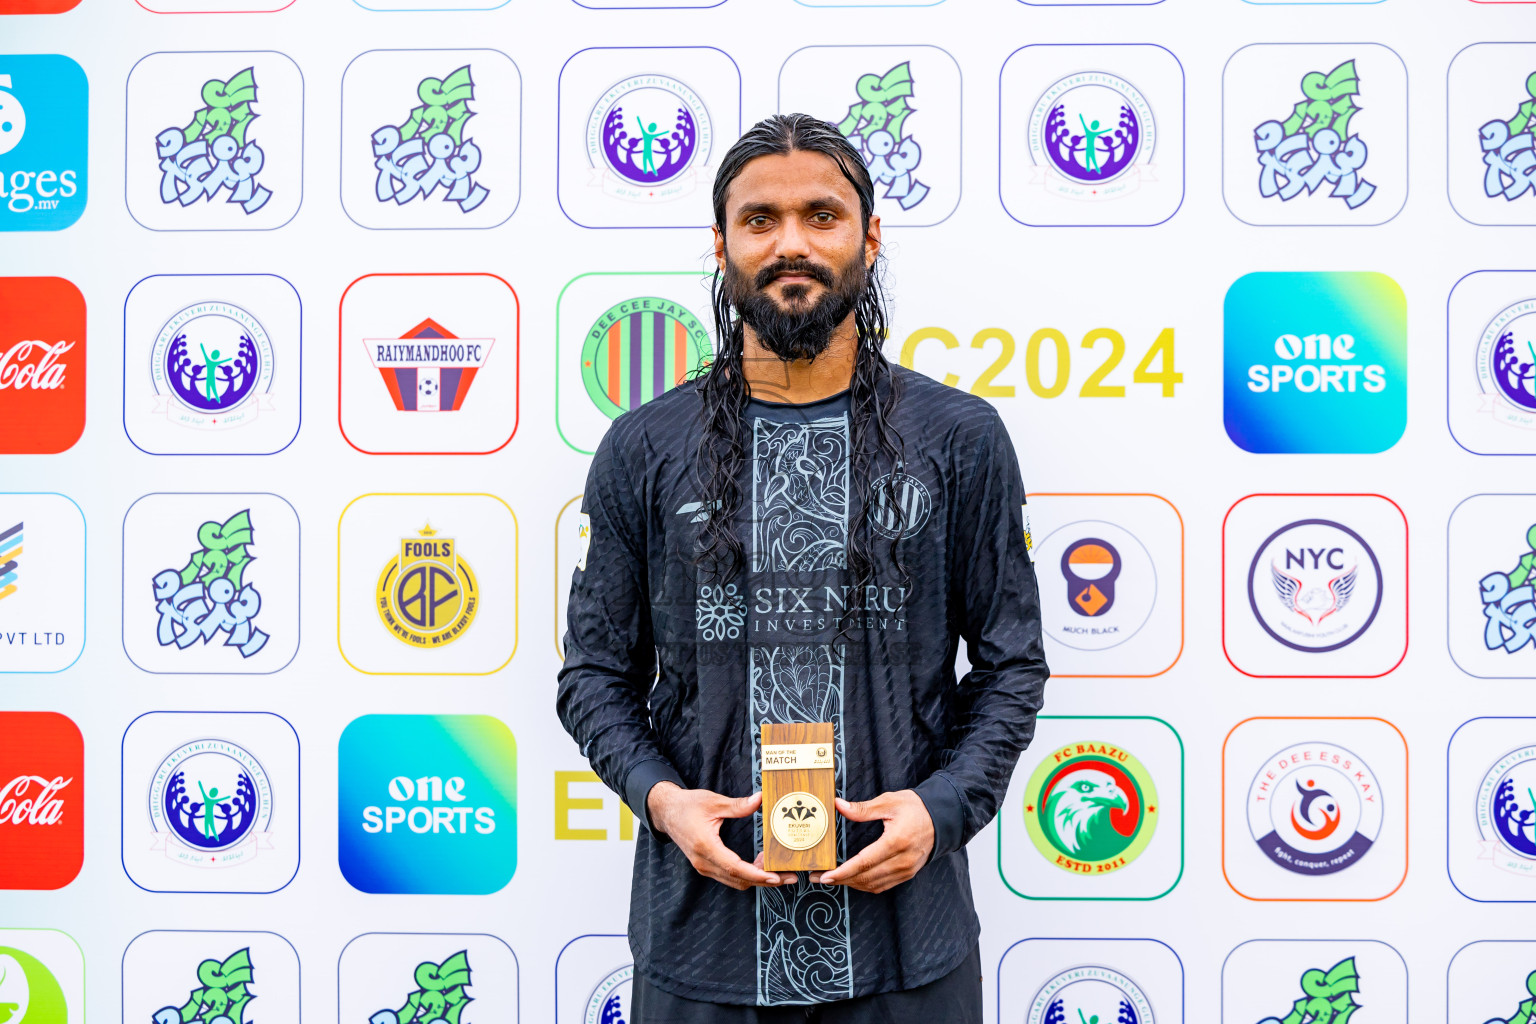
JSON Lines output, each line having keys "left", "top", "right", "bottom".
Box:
{"left": 5, "top": 0, "right": 1536, "bottom": 1022}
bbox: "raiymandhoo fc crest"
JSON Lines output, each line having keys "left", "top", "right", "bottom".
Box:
{"left": 376, "top": 523, "right": 479, "bottom": 648}
{"left": 365, "top": 317, "right": 494, "bottom": 413}
{"left": 1023, "top": 740, "right": 1158, "bottom": 876}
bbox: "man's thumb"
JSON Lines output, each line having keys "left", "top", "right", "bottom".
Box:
{"left": 837, "top": 797, "right": 876, "bottom": 821}
{"left": 726, "top": 791, "right": 761, "bottom": 817}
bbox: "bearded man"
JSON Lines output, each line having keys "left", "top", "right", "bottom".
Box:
{"left": 557, "top": 113, "right": 1049, "bottom": 1023}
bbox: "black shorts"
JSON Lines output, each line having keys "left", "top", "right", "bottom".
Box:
{"left": 630, "top": 944, "right": 983, "bottom": 1024}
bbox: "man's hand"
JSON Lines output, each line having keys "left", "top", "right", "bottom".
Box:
{"left": 817, "top": 790, "right": 935, "bottom": 894}
{"left": 647, "top": 782, "right": 788, "bottom": 890}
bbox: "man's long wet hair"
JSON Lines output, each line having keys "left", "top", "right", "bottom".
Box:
{"left": 690, "top": 113, "right": 912, "bottom": 627}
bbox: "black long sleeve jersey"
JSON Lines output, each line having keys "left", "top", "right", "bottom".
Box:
{"left": 556, "top": 362, "right": 1049, "bottom": 1007}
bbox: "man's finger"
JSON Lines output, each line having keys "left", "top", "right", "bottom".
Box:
{"left": 753, "top": 851, "right": 796, "bottom": 885}
{"left": 821, "top": 834, "right": 898, "bottom": 885}
{"left": 700, "top": 836, "right": 780, "bottom": 887}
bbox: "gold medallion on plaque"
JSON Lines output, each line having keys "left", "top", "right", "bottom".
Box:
{"left": 769, "top": 791, "right": 828, "bottom": 851}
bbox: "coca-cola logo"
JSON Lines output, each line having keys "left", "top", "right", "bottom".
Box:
{"left": 0, "top": 774, "right": 72, "bottom": 826}
{"left": 0, "top": 339, "right": 72, "bottom": 390}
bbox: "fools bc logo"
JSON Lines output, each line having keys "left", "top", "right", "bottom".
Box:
{"left": 1247, "top": 742, "right": 1381, "bottom": 875}
{"left": 1023, "top": 740, "right": 1158, "bottom": 876}
{"left": 370, "top": 950, "right": 474, "bottom": 1024}
{"left": 376, "top": 524, "right": 478, "bottom": 648}
{"left": 586, "top": 75, "right": 712, "bottom": 203}
{"left": 148, "top": 739, "right": 273, "bottom": 869}
{"left": 365, "top": 318, "right": 493, "bottom": 413}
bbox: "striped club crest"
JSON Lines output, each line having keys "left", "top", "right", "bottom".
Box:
{"left": 580, "top": 296, "right": 712, "bottom": 420}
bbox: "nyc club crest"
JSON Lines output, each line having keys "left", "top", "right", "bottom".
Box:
{"left": 376, "top": 524, "right": 479, "bottom": 649}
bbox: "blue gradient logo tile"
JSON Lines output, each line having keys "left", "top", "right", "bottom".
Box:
{"left": 338, "top": 714, "right": 517, "bottom": 894}
{"left": 0, "top": 55, "right": 88, "bottom": 231}
{"left": 1223, "top": 271, "right": 1406, "bottom": 454}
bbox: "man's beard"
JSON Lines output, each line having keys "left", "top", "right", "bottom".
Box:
{"left": 722, "top": 250, "right": 869, "bottom": 362}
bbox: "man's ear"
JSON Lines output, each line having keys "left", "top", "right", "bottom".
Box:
{"left": 713, "top": 224, "right": 726, "bottom": 271}
{"left": 865, "top": 213, "right": 882, "bottom": 269}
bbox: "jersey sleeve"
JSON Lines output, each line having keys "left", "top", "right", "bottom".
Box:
{"left": 913, "top": 409, "right": 1051, "bottom": 860}
{"left": 555, "top": 423, "right": 685, "bottom": 842}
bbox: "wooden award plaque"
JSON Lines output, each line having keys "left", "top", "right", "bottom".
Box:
{"left": 760, "top": 722, "right": 837, "bottom": 872}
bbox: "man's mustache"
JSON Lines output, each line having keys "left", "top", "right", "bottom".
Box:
{"left": 754, "top": 259, "right": 835, "bottom": 290}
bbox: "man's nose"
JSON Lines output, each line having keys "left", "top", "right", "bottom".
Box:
{"left": 773, "top": 217, "right": 813, "bottom": 261}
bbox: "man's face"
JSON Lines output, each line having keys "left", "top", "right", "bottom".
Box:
{"left": 714, "top": 149, "right": 882, "bottom": 362}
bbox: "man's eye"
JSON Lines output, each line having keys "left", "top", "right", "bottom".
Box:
{"left": 812, "top": 212, "right": 834, "bottom": 223}
{"left": 748, "top": 216, "right": 770, "bottom": 227}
